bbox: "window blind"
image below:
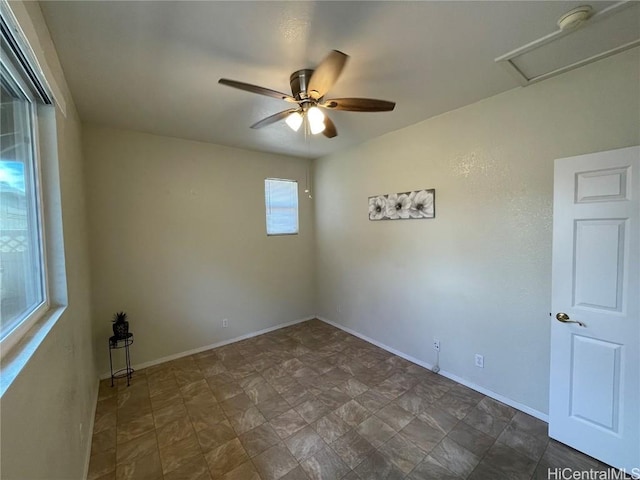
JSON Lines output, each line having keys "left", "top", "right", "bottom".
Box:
{"left": 265, "top": 178, "right": 298, "bottom": 235}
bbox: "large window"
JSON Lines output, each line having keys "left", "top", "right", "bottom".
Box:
{"left": 265, "top": 178, "right": 299, "bottom": 235}
{"left": 0, "top": 14, "right": 51, "bottom": 346}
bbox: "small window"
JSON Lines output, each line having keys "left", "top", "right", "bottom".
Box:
{"left": 265, "top": 178, "right": 298, "bottom": 235}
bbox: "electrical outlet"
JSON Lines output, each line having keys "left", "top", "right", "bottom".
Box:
{"left": 222, "top": 319, "right": 228, "bottom": 328}
{"left": 475, "top": 354, "right": 484, "bottom": 368}
{"left": 433, "top": 339, "right": 440, "bottom": 352}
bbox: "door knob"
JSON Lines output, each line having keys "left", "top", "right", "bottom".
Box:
{"left": 556, "top": 312, "right": 586, "bottom": 327}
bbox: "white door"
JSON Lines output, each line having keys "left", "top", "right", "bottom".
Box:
{"left": 550, "top": 146, "right": 639, "bottom": 471}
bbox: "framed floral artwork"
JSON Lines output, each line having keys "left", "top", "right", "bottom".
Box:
{"left": 368, "top": 189, "right": 435, "bottom": 221}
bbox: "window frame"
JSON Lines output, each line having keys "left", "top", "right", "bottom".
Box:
{"left": 0, "top": 10, "right": 52, "bottom": 357}
{"left": 264, "top": 178, "right": 299, "bottom": 236}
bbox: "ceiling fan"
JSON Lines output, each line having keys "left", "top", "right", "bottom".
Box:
{"left": 218, "top": 50, "right": 395, "bottom": 138}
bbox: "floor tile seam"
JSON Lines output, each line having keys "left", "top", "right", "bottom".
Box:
{"left": 113, "top": 424, "right": 164, "bottom": 479}
{"left": 464, "top": 430, "right": 540, "bottom": 480}
{"left": 416, "top": 415, "right": 468, "bottom": 479}
{"left": 457, "top": 405, "right": 500, "bottom": 480}
{"left": 335, "top": 427, "right": 409, "bottom": 477}
{"left": 182, "top": 398, "right": 224, "bottom": 480}
{"left": 529, "top": 451, "right": 548, "bottom": 480}
{"left": 494, "top": 414, "right": 551, "bottom": 463}
{"left": 247, "top": 455, "right": 268, "bottom": 480}
{"left": 199, "top": 421, "right": 238, "bottom": 480}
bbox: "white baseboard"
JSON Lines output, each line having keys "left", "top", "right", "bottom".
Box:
{"left": 83, "top": 377, "right": 100, "bottom": 479}
{"left": 99, "top": 316, "right": 315, "bottom": 380}
{"left": 97, "top": 313, "right": 548, "bottom": 423}
{"left": 318, "top": 316, "right": 549, "bottom": 423}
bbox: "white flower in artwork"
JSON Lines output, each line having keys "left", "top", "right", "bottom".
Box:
{"left": 368, "top": 195, "right": 387, "bottom": 220}
{"left": 386, "top": 193, "right": 411, "bottom": 219}
{"left": 409, "top": 190, "right": 434, "bottom": 218}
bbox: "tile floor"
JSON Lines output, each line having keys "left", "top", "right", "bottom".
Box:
{"left": 89, "top": 319, "right": 614, "bottom": 480}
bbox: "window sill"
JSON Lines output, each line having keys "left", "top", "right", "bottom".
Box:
{"left": 0, "top": 305, "right": 66, "bottom": 397}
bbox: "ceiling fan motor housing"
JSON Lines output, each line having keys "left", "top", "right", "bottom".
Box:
{"left": 290, "top": 69, "right": 315, "bottom": 101}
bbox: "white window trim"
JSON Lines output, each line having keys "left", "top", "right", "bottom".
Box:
{"left": 0, "top": 24, "right": 52, "bottom": 359}
{"left": 0, "top": 1, "right": 64, "bottom": 378}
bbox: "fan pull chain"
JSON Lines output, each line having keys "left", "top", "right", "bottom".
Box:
{"left": 304, "top": 119, "right": 312, "bottom": 199}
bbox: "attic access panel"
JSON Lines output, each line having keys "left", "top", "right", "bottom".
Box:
{"left": 495, "top": 1, "right": 640, "bottom": 86}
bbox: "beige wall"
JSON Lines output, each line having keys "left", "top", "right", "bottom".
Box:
{"left": 314, "top": 48, "right": 640, "bottom": 416}
{"left": 0, "top": 2, "right": 96, "bottom": 479}
{"left": 83, "top": 126, "right": 316, "bottom": 374}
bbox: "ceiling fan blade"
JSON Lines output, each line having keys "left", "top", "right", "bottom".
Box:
{"left": 320, "top": 98, "right": 396, "bottom": 112}
{"left": 250, "top": 109, "right": 299, "bottom": 129}
{"left": 307, "top": 50, "right": 349, "bottom": 100}
{"left": 322, "top": 115, "right": 338, "bottom": 138}
{"left": 219, "top": 79, "right": 297, "bottom": 103}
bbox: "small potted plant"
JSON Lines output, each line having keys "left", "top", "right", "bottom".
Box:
{"left": 112, "top": 311, "right": 129, "bottom": 339}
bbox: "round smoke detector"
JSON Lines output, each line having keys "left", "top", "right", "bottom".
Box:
{"left": 557, "top": 5, "right": 594, "bottom": 30}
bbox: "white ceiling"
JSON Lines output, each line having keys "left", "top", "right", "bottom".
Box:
{"left": 40, "top": 1, "right": 622, "bottom": 159}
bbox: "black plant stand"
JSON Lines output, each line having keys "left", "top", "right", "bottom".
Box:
{"left": 109, "top": 332, "right": 134, "bottom": 387}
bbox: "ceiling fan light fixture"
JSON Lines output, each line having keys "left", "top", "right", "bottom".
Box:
{"left": 307, "top": 106, "right": 326, "bottom": 134}
{"left": 285, "top": 111, "right": 303, "bottom": 131}
{"left": 219, "top": 50, "right": 395, "bottom": 139}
